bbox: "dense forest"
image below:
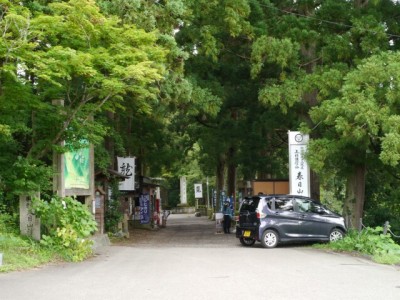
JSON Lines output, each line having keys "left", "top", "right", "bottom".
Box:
{"left": 0, "top": 0, "right": 400, "bottom": 232}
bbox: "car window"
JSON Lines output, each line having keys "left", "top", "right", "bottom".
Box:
{"left": 266, "top": 198, "right": 273, "bottom": 209}
{"left": 274, "top": 197, "right": 294, "bottom": 211}
{"left": 257, "top": 197, "right": 274, "bottom": 211}
{"left": 240, "top": 198, "right": 260, "bottom": 212}
{"left": 294, "top": 198, "right": 312, "bottom": 213}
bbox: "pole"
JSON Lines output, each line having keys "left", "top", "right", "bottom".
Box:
{"left": 206, "top": 177, "right": 210, "bottom": 209}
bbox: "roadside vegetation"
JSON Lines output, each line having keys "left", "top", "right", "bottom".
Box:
{"left": 315, "top": 227, "right": 400, "bottom": 265}
{"left": 0, "top": 196, "right": 97, "bottom": 272}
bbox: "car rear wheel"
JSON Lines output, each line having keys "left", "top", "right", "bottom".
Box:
{"left": 239, "top": 237, "right": 256, "bottom": 246}
{"left": 261, "top": 230, "right": 279, "bottom": 248}
{"left": 329, "top": 228, "right": 344, "bottom": 242}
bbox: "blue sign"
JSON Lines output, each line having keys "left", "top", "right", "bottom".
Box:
{"left": 139, "top": 194, "right": 150, "bottom": 224}
{"left": 212, "top": 190, "right": 216, "bottom": 207}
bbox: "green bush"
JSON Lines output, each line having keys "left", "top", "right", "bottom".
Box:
{"left": 32, "top": 196, "right": 97, "bottom": 262}
{"left": 105, "top": 181, "right": 122, "bottom": 233}
{"left": 105, "top": 198, "right": 122, "bottom": 233}
{"left": 0, "top": 213, "right": 19, "bottom": 235}
{"left": 322, "top": 226, "right": 400, "bottom": 265}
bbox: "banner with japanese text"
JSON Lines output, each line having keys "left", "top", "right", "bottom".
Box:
{"left": 139, "top": 194, "right": 150, "bottom": 224}
{"left": 194, "top": 183, "right": 203, "bottom": 198}
{"left": 288, "top": 131, "right": 310, "bottom": 197}
{"left": 180, "top": 176, "right": 187, "bottom": 204}
{"left": 117, "top": 157, "right": 135, "bottom": 191}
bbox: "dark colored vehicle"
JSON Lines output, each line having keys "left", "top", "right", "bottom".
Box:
{"left": 236, "top": 194, "right": 346, "bottom": 248}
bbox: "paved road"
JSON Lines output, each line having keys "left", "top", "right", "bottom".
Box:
{"left": 1, "top": 214, "right": 400, "bottom": 300}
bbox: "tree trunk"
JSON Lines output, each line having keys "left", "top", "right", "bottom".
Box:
{"left": 216, "top": 156, "right": 225, "bottom": 212}
{"left": 310, "top": 170, "right": 320, "bottom": 201}
{"left": 227, "top": 147, "right": 236, "bottom": 210}
{"left": 343, "top": 164, "right": 366, "bottom": 229}
{"left": 354, "top": 0, "right": 369, "bottom": 8}
{"left": 105, "top": 112, "right": 115, "bottom": 169}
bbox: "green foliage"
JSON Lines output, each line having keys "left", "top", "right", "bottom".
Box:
{"left": 0, "top": 0, "right": 172, "bottom": 208}
{"left": 40, "top": 225, "right": 93, "bottom": 262}
{"left": 321, "top": 227, "right": 400, "bottom": 265}
{"left": 251, "top": 36, "right": 300, "bottom": 78}
{"left": 0, "top": 212, "right": 19, "bottom": 235}
{"left": 363, "top": 161, "right": 400, "bottom": 235}
{"left": 105, "top": 181, "right": 123, "bottom": 233}
{"left": 31, "top": 196, "right": 97, "bottom": 262}
{"left": 8, "top": 157, "right": 53, "bottom": 195}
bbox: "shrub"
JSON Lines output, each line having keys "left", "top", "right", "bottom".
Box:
{"left": 31, "top": 196, "right": 97, "bottom": 262}
{"left": 324, "top": 226, "right": 400, "bottom": 265}
{"left": 0, "top": 213, "right": 19, "bottom": 235}
{"left": 105, "top": 181, "right": 122, "bottom": 233}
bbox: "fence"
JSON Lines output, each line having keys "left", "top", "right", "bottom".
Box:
{"left": 349, "top": 217, "right": 400, "bottom": 239}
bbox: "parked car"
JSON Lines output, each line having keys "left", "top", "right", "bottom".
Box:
{"left": 236, "top": 194, "right": 346, "bottom": 248}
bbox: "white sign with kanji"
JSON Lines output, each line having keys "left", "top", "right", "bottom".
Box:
{"left": 288, "top": 131, "right": 310, "bottom": 197}
{"left": 117, "top": 157, "right": 135, "bottom": 191}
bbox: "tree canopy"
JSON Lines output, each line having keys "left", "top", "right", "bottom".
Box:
{"left": 1, "top": 0, "right": 400, "bottom": 230}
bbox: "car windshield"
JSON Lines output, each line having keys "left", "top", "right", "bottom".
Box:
{"left": 320, "top": 204, "right": 338, "bottom": 214}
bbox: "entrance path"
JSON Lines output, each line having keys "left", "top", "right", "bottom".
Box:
{"left": 115, "top": 213, "right": 235, "bottom": 248}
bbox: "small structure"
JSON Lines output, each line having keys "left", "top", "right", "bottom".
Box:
{"left": 252, "top": 180, "right": 289, "bottom": 195}
{"left": 238, "top": 179, "right": 289, "bottom": 196}
{"left": 128, "top": 176, "right": 166, "bottom": 229}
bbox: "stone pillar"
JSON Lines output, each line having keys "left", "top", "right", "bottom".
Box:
{"left": 19, "top": 194, "right": 41, "bottom": 241}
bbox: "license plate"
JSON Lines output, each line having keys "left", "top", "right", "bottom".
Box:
{"left": 243, "top": 230, "right": 251, "bottom": 237}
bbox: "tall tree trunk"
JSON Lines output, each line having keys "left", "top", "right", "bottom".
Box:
{"left": 354, "top": 0, "right": 369, "bottom": 8}
{"left": 216, "top": 155, "right": 225, "bottom": 212}
{"left": 310, "top": 170, "right": 320, "bottom": 201}
{"left": 105, "top": 112, "right": 115, "bottom": 169}
{"left": 226, "top": 109, "right": 238, "bottom": 208}
{"left": 343, "top": 164, "right": 366, "bottom": 229}
{"left": 227, "top": 147, "right": 236, "bottom": 209}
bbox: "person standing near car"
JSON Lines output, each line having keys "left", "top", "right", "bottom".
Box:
{"left": 223, "top": 201, "right": 233, "bottom": 234}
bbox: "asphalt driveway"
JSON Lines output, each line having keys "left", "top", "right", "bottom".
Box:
{"left": 1, "top": 214, "right": 399, "bottom": 300}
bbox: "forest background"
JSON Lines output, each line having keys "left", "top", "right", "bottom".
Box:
{"left": 0, "top": 0, "right": 400, "bottom": 238}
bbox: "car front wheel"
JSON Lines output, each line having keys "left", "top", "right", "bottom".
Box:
{"left": 329, "top": 228, "right": 344, "bottom": 242}
{"left": 261, "top": 230, "right": 279, "bottom": 248}
{"left": 239, "top": 237, "right": 256, "bottom": 246}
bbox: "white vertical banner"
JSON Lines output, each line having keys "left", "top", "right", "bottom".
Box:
{"left": 194, "top": 183, "right": 203, "bottom": 198}
{"left": 117, "top": 157, "right": 135, "bottom": 191}
{"left": 288, "top": 131, "right": 310, "bottom": 197}
{"left": 180, "top": 176, "right": 187, "bottom": 204}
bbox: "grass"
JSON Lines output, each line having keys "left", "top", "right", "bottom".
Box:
{"left": 0, "top": 213, "right": 60, "bottom": 273}
{"left": 0, "top": 233, "right": 60, "bottom": 273}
